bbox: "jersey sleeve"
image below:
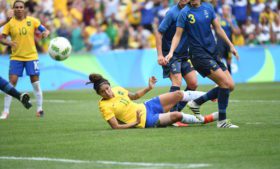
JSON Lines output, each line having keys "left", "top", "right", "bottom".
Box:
{"left": 32, "top": 17, "right": 41, "bottom": 29}
{"left": 2, "top": 22, "right": 10, "bottom": 36}
{"left": 176, "top": 9, "right": 187, "bottom": 29}
{"left": 99, "top": 102, "right": 115, "bottom": 121}
{"left": 208, "top": 3, "right": 216, "bottom": 21}
{"left": 158, "top": 11, "right": 173, "bottom": 33}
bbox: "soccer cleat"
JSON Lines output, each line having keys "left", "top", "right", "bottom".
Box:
{"left": 0, "top": 112, "right": 9, "bottom": 120}
{"left": 36, "top": 110, "right": 44, "bottom": 117}
{"left": 20, "top": 93, "right": 32, "bottom": 109}
{"left": 172, "top": 122, "right": 188, "bottom": 127}
{"left": 187, "top": 100, "right": 204, "bottom": 122}
{"left": 217, "top": 119, "right": 239, "bottom": 128}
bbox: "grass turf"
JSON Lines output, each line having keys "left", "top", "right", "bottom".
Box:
{"left": 0, "top": 82, "right": 279, "bottom": 169}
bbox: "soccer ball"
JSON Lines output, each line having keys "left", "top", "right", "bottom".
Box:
{"left": 48, "top": 37, "right": 72, "bottom": 61}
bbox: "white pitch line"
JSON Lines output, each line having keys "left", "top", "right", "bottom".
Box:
{"left": 245, "top": 122, "right": 264, "bottom": 125}
{"left": 0, "top": 156, "right": 89, "bottom": 163}
{"left": 96, "top": 160, "right": 210, "bottom": 168}
{"left": 245, "top": 122, "right": 280, "bottom": 125}
{"left": 230, "top": 100, "right": 280, "bottom": 103}
{"left": 33, "top": 99, "right": 83, "bottom": 103}
{"left": 0, "top": 156, "right": 211, "bottom": 168}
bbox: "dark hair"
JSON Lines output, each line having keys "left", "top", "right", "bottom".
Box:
{"left": 13, "top": 0, "right": 25, "bottom": 8}
{"left": 86, "top": 73, "right": 110, "bottom": 93}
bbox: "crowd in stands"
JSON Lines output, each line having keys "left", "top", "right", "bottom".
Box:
{"left": 0, "top": 0, "right": 280, "bottom": 55}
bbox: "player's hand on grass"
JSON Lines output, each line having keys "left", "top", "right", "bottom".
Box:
{"left": 136, "top": 110, "right": 142, "bottom": 125}
{"left": 158, "top": 55, "right": 167, "bottom": 66}
{"left": 148, "top": 76, "right": 157, "bottom": 90}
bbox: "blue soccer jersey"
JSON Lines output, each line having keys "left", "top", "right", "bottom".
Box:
{"left": 177, "top": 2, "right": 217, "bottom": 57}
{"left": 219, "top": 17, "right": 238, "bottom": 41}
{"left": 158, "top": 4, "right": 188, "bottom": 58}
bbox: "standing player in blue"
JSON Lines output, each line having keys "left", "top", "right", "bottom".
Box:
{"left": 166, "top": 0, "right": 239, "bottom": 128}
{"left": 0, "top": 10, "right": 32, "bottom": 119}
{"left": 156, "top": 0, "right": 197, "bottom": 113}
{"left": 217, "top": 4, "right": 239, "bottom": 74}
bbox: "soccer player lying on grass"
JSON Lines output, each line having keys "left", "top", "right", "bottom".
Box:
{"left": 86, "top": 73, "right": 217, "bottom": 129}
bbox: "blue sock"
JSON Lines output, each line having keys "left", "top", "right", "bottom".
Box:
{"left": 0, "top": 76, "right": 21, "bottom": 100}
{"left": 169, "top": 86, "right": 180, "bottom": 112}
{"left": 177, "top": 87, "right": 192, "bottom": 111}
{"left": 194, "top": 87, "right": 219, "bottom": 105}
{"left": 218, "top": 88, "right": 230, "bottom": 121}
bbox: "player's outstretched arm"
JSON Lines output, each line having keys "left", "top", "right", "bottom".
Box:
{"left": 155, "top": 30, "right": 167, "bottom": 66}
{"left": 128, "top": 76, "right": 157, "bottom": 100}
{"left": 212, "top": 18, "right": 239, "bottom": 58}
{"left": 165, "top": 27, "right": 183, "bottom": 63}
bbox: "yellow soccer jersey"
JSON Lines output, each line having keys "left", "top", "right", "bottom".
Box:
{"left": 2, "top": 16, "right": 40, "bottom": 61}
{"left": 99, "top": 87, "right": 147, "bottom": 128}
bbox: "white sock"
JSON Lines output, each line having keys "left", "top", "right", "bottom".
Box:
{"left": 181, "top": 91, "right": 206, "bottom": 102}
{"left": 181, "top": 113, "right": 202, "bottom": 124}
{"left": 3, "top": 94, "right": 12, "bottom": 114}
{"left": 32, "top": 81, "right": 43, "bottom": 112}
{"left": 212, "top": 112, "right": 218, "bottom": 121}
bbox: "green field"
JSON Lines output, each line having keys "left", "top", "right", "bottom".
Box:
{"left": 0, "top": 82, "right": 279, "bottom": 169}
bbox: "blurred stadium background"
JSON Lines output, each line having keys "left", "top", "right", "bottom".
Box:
{"left": 1, "top": 0, "right": 280, "bottom": 53}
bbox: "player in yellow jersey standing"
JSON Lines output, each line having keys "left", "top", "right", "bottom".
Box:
{"left": 0, "top": 0, "right": 49, "bottom": 119}
{"left": 0, "top": 9, "right": 32, "bottom": 120}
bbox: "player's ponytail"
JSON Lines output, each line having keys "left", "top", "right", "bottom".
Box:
{"left": 86, "top": 73, "right": 110, "bottom": 94}
{"left": 89, "top": 74, "right": 103, "bottom": 83}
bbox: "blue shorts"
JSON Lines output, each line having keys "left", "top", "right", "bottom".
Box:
{"left": 9, "top": 60, "right": 40, "bottom": 77}
{"left": 190, "top": 51, "right": 227, "bottom": 77}
{"left": 144, "top": 97, "right": 164, "bottom": 128}
{"left": 162, "top": 58, "right": 194, "bottom": 78}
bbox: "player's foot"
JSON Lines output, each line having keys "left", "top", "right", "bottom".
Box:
{"left": 187, "top": 100, "right": 204, "bottom": 122}
{"left": 172, "top": 122, "right": 188, "bottom": 127}
{"left": 20, "top": 93, "right": 32, "bottom": 109}
{"left": 217, "top": 119, "right": 239, "bottom": 128}
{"left": 36, "top": 110, "right": 44, "bottom": 117}
{"left": 0, "top": 112, "right": 9, "bottom": 120}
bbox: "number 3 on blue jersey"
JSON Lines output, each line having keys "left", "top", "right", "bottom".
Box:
{"left": 188, "top": 14, "right": 195, "bottom": 24}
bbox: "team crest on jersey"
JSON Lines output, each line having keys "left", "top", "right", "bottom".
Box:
{"left": 204, "top": 10, "right": 209, "bottom": 18}
{"left": 118, "top": 91, "right": 124, "bottom": 95}
{"left": 27, "top": 21, "right": 31, "bottom": 26}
